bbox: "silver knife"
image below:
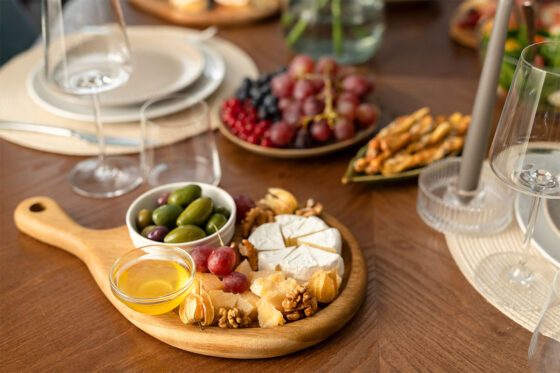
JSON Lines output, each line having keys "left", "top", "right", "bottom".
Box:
{"left": 0, "top": 121, "right": 142, "bottom": 147}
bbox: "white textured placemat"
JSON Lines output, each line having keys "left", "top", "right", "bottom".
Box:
{"left": 446, "top": 221, "right": 560, "bottom": 336}
{"left": 0, "top": 26, "right": 258, "bottom": 155}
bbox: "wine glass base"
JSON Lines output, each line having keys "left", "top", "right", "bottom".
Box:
{"left": 475, "top": 253, "right": 558, "bottom": 311}
{"left": 417, "top": 157, "right": 515, "bottom": 235}
{"left": 69, "top": 157, "right": 142, "bottom": 198}
{"left": 146, "top": 157, "right": 220, "bottom": 187}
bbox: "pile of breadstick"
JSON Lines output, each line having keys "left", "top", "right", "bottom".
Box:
{"left": 353, "top": 107, "right": 471, "bottom": 176}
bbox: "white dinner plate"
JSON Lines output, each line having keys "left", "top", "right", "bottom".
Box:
{"left": 27, "top": 30, "right": 225, "bottom": 123}
{"left": 37, "top": 30, "right": 205, "bottom": 107}
{"left": 515, "top": 194, "right": 560, "bottom": 268}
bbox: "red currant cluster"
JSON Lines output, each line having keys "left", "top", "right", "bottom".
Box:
{"left": 221, "top": 98, "right": 274, "bottom": 147}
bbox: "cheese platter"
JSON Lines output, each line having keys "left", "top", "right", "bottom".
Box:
{"left": 13, "top": 187, "right": 367, "bottom": 358}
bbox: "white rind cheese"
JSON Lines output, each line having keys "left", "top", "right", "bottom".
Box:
{"left": 297, "top": 228, "right": 342, "bottom": 255}
{"left": 248, "top": 222, "right": 286, "bottom": 251}
{"left": 258, "top": 247, "right": 295, "bottom": 271}
{"left": 307, "top": 245, "right": 344, "bottom": 277}
{"left": 282, "top": 216, "right": 329, "bottom": 245}
{"left": 280, "top": 245, "right": 320, "bottom": 281}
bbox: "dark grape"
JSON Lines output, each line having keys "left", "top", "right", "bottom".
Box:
{"left": 270, "top": 122, "right": 295, "bottom": 147}
{"left": 334, "top": 117, "right": 355, "bottom": 141}
{"left": 191, "top": 245, "right": 215, "bottom": 273}
{"left": 336, "top": 92, "right": 360, "bottom": 106}
{"left": 356, "top": 103, "right": 379, "bottom": 128}
{"left": 288, "top": 54, "right": 315, "bottom": 78}
{"left": 208, "top": 246, "right": 236, "bottom": 276}
{"left": 302, "top": 97, "right": 325, "bottom": 116}
{"left": 233, "top": 195, "right": 256, "bottom": 222}
{"left": 222, "top": 272, "right": 249, "bottom": 294}
{"left": 293, "top": 128, "right": 313, "bottom": 148}
{"left": 310, "top": 119, "right": 332, "bottom": 142}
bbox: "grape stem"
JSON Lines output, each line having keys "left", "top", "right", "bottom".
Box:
{"left": 300, "top": 73, "right": 338, "bottom": 130}
{"left": 212, "top": 223, "right": 224, "bottom": 246}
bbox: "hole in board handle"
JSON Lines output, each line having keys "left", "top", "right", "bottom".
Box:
{"left": 30, "top": 203, "right": 45, "bottom": 212}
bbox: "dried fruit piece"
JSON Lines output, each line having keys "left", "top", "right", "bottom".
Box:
{"left": 259, "top": 188, "right": 298, "bottom": 215}
{"left": 308, "top": 269, "right": 342, "bottom": 303}
{"left": 179, "top": 280, "right": 214, "bottom": 326}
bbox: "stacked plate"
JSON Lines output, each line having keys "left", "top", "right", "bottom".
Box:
{"left": 26, "top": 28, "right": 226, "bottom": 123}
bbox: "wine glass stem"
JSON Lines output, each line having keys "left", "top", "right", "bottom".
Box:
{"left": 91, "top": 92, "right": 106, "bottom": 165}
{"left": 510, "top": 195, "right": 542, "bottom": 281}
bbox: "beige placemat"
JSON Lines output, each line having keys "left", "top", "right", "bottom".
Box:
{"left": 0, "top": 26, "right": 258, "bottom": 156}
{"left": 446, "top": 222, "right": 560, "bottom": 336}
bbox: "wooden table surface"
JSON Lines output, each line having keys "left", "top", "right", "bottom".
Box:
{"left": 0, "top": 1, "right": 531, "bottom": 372}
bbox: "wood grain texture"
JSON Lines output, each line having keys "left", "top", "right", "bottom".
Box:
{"left": 13, "top": 197, "right": 367, "bottom": 359}
{"left": 128, "top": 0, "right": 280, "bottom": 27}
{"left": 0, "top": 0, "right": 531, "bottom": 371}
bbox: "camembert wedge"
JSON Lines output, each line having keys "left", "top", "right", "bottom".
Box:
{"left": 248, "top": 222, "right": 286, "bottom": 251}
{"left": 297, "top": 228, "right": 342, "bottom": 255}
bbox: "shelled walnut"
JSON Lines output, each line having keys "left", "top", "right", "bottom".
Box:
{"left": 231, "top": 240, "right": 258, "bottom": 271}
{"left": 241, "top": 206, "right": 275, "bottom": 237}
{"left": 281, "top": 285, "right": 318, "bottom": 321}
{"left": 217, "top": 307, "right": 251, "bottom": 329}
{"left": 295, "top": 199, "right": 323, "bottom": 217}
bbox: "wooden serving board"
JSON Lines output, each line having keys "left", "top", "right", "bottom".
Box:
{"left": 13, "top": 196, "right": 367, "bottom": 359}
{"left": 128, "top": 0, "right": 280, "bottom": 27}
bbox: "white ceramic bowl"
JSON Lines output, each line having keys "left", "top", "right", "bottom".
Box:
{"left": 126, "top": 182, "right": 236, "bottom": 250}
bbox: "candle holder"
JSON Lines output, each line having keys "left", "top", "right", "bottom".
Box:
{"left": 417, "top": 157, "right": 514, "bottom": 235}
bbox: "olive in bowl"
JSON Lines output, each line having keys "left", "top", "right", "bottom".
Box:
{"left": 126, "top": 182, "right": 236, "bottom": 250}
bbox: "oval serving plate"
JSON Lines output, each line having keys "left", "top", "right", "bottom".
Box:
{"left": 219, "top": 121, "right": 378, "bottom": 159}
{"left": 13, "top": 196, "right": 367, "bottom": 359}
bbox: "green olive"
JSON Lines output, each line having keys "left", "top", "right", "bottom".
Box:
{"left": 213, "top": 206, "right": 231, "bottom": 219}
{"left": 152, "top": 204, "right": 183, "bottom": 228}
{"left": 205, "top": 213, "right": 228, "bottom": 235}
{"left": 136, "top": 209, "right": 153, "bottom": 230}
{"left": 140, "top": 225, "right": 156, "bottom": 238}
{"left": 167, "top": 185, "right": 202, "bottom": 207}
{"left": 164, "top": 225, "right": 206, "bottom": 243}
{"left": 176, "top": 197, "right": 213, "bottom": 226}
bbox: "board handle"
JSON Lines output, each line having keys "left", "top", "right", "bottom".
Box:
{"left": 14, "top": 197, "right": 90, "bottom": 259}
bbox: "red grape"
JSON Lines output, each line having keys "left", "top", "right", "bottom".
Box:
{"left": 157, "top": 192, "right": 170, "bottom": 206}
{"left": 336, "top": 92, "right": 359, "bottom": 106}
{"left": 270, "top": 122, "right": 295, "bottom": 147}
{"left": 315, "top": 56, "right": 339, "bottom": 76}
{"left": 309, "top": 78, "right": 325, "bottom": 92}
{"left": 334, "top": 118, "right": 355, "bottom": 141}
{"left": 233, "top": 195, "right": 256, "bottom": 222}
{"left": 356, "top": 103, "right": 379, "bottom": 128}
{"left": 310, "top": 119, "right": 333, "bottom": 142}
{"left": 222, "top": 272, "right": 249, "bottom": 294}
{"left": 336, "top": 98, "right": 358, "bottom": 120}
{"left": 278, "top": 98, "right": 293, "bottom": 111}
{"left": 190, "top": 245, "right": 215, "bottom": 273}
{"left": 293, "top": 79, "right": 315, "bottom": 101}
{"left": 282, "top": 102, "right": 302, "bottom": 125}
{"left": 288, "top": 54, "right": 315, "bottom": 78}
{"left": 207, "top": 246, "right": 236, "bottom": 276}
{"left": 270, "top": 73, "right": 294, "bottom": 98}
{"left": 293, "top": 128, "right": 313, "bottom": 148}
{"left": 302, "top": 97, "right": 325, "bottom": 116}
{"left": 342, "top": 75, "right": 373, "bottom": 98}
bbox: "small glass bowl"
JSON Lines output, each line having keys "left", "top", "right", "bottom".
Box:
{"left": 109, "top": 245, "right": 196, "bottom": 315}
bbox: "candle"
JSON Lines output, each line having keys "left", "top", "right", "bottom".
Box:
{"left": 457, "top": 0, "right": 514, "bottom": 192}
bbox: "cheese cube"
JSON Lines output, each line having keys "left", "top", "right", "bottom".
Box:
{"left": 235, "top": 259, "right": 253, "bottom": 279}
{"left": 258, "top": 247, "right": 295, "bottom": 271}
{"left": 249, "top": 270, "right": 283, "bottom": 285}
{"left": 257, "top": 298, "right": 285, "bottom": 328}
{"left": 237, "top": 291, "right": 259, "bottom": 320}
{"left": 250, "top": 272, "right": 298, "bottom": 310}
{"left": 196, "top": 273, "right": 223, "bottom": 291}
{"left": 248, "top": 222, "right": 286, "bottom": 251}
{"left": 208, "top": 289, "right": 238, "bottom": 310}
{"left": 297, "top": 228, "right": 342, "bottom": 255}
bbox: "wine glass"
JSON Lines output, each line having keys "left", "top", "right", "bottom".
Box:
{"left": 477, "top": 41, "right": 560, "bottom": 310}
{"left": 528, "top": 270, "right": 560, "bottom": 373}
{"left": 42, "top": 0, "right": 142, "bottom": 198}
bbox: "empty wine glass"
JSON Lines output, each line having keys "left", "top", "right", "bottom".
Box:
{"left": 476, "top": 42, "right": 560, "bottom": 310}
{"left": 528, "top": 270, "right": 560, "bottom": 373}
{"left": 42, "top": 0, "right": 142, "bottom": 198}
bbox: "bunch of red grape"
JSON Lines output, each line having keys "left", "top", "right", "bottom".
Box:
{"left": 190, "top": 245, "right": 249, "bottom": 294}
{"left": 221, "top": 54, "right": 379, "bottom": 149}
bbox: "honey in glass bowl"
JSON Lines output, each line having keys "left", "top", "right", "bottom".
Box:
{"left": 110, "top": 245, "right": 196, "bottom": 315}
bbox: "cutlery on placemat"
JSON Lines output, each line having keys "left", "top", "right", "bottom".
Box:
{"left": 0, "top": 121, "right": 142, "bottom": 147}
